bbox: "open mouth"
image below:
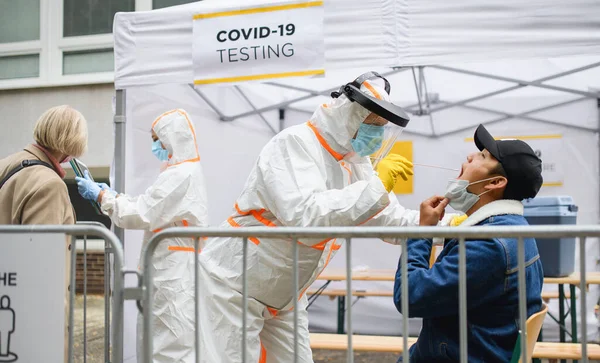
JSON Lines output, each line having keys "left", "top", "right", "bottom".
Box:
{"left": 458, "top": 166, "right": 464, "bottom": 178}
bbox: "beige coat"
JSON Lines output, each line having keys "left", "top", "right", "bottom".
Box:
{"left": 0, "top": 144, "right": 75, "bottom": 225}
{"left": 0, "top": 144, "right": 75, "bottom": 361}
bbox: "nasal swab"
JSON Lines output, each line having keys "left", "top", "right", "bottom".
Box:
{"left": 413, "top": 163, "right": 460, "bottom": 172}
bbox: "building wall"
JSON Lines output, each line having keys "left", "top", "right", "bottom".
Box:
{"left": 0, "top": 84, "right": 117, "bottom": 295}
{"left": 75, "top": 251, "right": 105, "bottom": 294}
{"left": 0, "top": 84, "right": 115, "bottom": 168}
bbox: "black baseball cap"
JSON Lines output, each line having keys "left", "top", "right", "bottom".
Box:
{"left": 474, "top": 124, "right": 543, "bottom": 200}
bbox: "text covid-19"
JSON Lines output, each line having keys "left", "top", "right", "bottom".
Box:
{"left": 215, "top": 24, "right": 296, "bottom": 63}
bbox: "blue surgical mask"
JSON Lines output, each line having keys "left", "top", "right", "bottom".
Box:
{"left": 152, "top": 140, "right": 169, "bottom": 161}
{"left": 444, "top": 177, "right": 497, "bottom": 213}
{"left": 351, "top": 123, "right": 384, "bottom": 157}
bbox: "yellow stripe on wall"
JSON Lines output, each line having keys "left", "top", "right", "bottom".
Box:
{"left": 464, "top": 134, "right": 562, "bottom": 142}
{"left": 193, "top": 1, "right": 323, "bottom": 20}
{"left": 542, "top": 182, "right": 563, "bottom": 187}
{"left": 194, "top": 69, "right": 325, "bottom": 85}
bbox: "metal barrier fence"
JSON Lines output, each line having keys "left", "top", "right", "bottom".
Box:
{"left": 0, "top": 224, "right": 126, "bottom": 363}
{"left": 74, "top": 221, "right": 117, "bottom": 363}
{"left": 137, "top": 225, "right": 597, "bottom": 363}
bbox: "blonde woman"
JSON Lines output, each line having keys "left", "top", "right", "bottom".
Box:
{"left": 0, "top": 105, "right": 88, "bottom": 225}
{"left": 0, "top": 104, "right": 88, "bottom": 362}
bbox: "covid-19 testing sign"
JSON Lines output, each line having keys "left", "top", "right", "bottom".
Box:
{"left": 192, "top": 1, "right": 325, "bottom": 86}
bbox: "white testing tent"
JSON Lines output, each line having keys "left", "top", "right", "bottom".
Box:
{"left": 112, "top": 0, "right": 600, "bottom": 361}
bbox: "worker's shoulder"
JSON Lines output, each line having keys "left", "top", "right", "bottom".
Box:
{"left": 270, "top": 123, "right": 315, "bottom": 145}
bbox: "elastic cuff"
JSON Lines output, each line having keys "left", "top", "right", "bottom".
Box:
{"left": 97, "top": 189, "right": 106, "bottom": 203}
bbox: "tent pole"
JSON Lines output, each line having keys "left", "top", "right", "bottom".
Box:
{"left": 279, "top": 108, "right": 285, "bottom": 133}
{"left": 189, "top": 85, "right": 227, "bottom": 121}
{"left": 410, "top": 100, "right": 597, "bottom": 134}
{"left": 435, "top": 97, "right": 588, "bottom": 138}
{"left": 225, "top": 68, "right": 408, "bottom": 121}
{"left": 113, "top": 89, "right": 126, "bottom": 249}
{"left": 265, "top": 68, "right": 410, "bottom": 96}
{"left": 431, "top": 64, "right": 600, "bottom": 98}
{"left": 597, "top": 93, "right": 600, "bottom": 225}
{"left": 411, "top": 67, "right": 424, "bottom": 116}
{"left": 265, "top": 82, "right": 324, "bottom": 96}
{"left": 597, "top": 94, "right": 600, "bottom": 269}
{"left": 234, "top": 86, "right": 278, "bottom": 135}
{"left": 427, "top": 62, "right": 600, "bottom": 113}
{"left": 286, "top": 107, "right": 312, "bottom": 114}
{"left": 419, "top": 66, "right": 436, "bottom": 136}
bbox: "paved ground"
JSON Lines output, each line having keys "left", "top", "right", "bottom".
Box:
{"left": 71, "top": 294, "right": 399, "bottom": 362}
{"left": 74, "top": 296, "right": 592, "bottom": 363}
{"left": 73, "top": 295, "right": 107, "bottom": 363}
{"left": 313, "top": 350, "right": 399, "bottom": 362}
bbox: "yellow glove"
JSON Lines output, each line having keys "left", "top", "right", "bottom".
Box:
{"left": 376, "top": 154, "right": 414, "bottom": 193}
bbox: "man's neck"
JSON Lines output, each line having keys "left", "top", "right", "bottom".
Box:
{"left": 465, "top": 195, "right": 497, "bottom": 216}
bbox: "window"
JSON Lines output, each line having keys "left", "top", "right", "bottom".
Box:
{"left": 153, "top": 0, "right": 197, "bottom": 10}
{"left": 0, "top": 0, "right": 41, "bottom": 84}
{"left": 63, "top": 0, "right": 134, "bottom": 37}
{"left": 63, "top": 49, "right": 114, "bottom": 75}
{"left": 59, "top": 0, "right": 132, "bottom": 78}
{"left": 0, "top": 54, "right": 40, "bottom": 80}
{"left": 0, "top": 0, "right": 40, "bottom": 43}
{"left": 0, "top": 0, "right": 192, "bottom": 89}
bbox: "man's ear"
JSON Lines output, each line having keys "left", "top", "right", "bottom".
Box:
{"left": 484, "top": 176, "right": 508, "bottom": 191}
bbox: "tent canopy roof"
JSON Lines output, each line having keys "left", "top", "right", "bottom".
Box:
{"left": 113, "top": 0, "right": 600, "bottom": 89}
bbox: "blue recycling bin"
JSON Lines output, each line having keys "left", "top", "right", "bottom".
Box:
{"left": 522, "top": 196, "right": 578, "bottom": 277}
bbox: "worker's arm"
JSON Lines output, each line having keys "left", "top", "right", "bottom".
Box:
{"left": 258, "top": 133, "right": 391, "bottom": 241}
{"left": 100, "top": 171, "right": 191, "bottom": 231}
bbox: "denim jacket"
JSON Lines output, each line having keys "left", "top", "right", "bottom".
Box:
{"left": 394, "top": 200, "right": 544, "bottom": 363}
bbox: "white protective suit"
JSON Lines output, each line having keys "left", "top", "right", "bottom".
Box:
{"left": 100, "top": 109, "right": 209, "bottom": 363}
{"left": 196, "top": 79, "right": 423, "bottom": 363}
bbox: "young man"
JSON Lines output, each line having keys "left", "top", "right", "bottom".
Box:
{"left": 394, "top": 124, "right": 544, "bottom": 362}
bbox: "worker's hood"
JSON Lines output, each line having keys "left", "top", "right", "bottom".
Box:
{"left": 152, "top": 109, "right": 200, "bottom": 165}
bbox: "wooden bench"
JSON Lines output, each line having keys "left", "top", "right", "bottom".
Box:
{"left": 541, "top": 291, "right": 571, "bottom": 303}
{"left": 309, "top": 289, "right": 565, "bottom": 301}
{"left": 307, "top": 289, "right": 393, "bottom": 298}
{"left": 306, "top": 289, "right": 568, "bottom": 337}
{"left": 310, "top": 333, "right": 416, "bottom": 353}
{"left": 309, "top": 333, "right": 600, "bottom": 359}
{"left": 533, "top": 342, "right": 600, "bottom": 360}
{"left": 306, "top": 289, "right": 393, "bottom": 334}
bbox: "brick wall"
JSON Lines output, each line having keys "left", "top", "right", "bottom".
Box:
{"left": 75, "top": 251, "right": 105, "bottom": 294}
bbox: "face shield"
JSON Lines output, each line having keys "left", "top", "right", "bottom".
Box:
{"left": 332, "top": 71, "right": 411, "bottom": 168}
{"left": 369, "top": 121, "right": 405, "bottom": 169}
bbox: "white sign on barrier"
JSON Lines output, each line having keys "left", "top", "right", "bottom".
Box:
{"left": 192, "top": 0, "right": 325, "bottom": 86}
{"left": 0, "top": 233, "right": 67, "bottom": 362}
